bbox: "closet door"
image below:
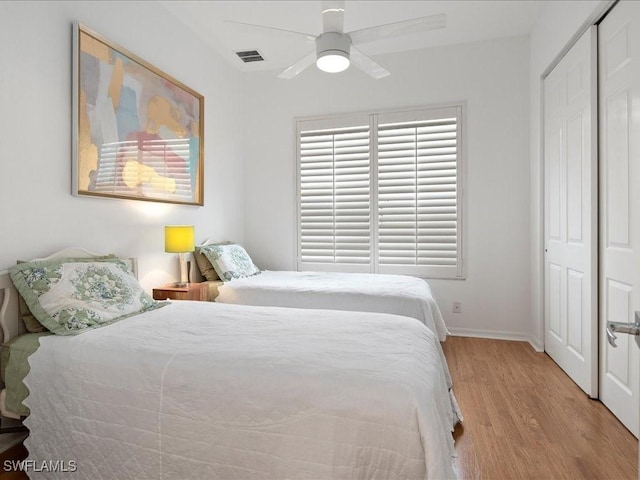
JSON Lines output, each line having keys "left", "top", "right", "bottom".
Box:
{"left": 543, "top": 26, "right": 598, "bottom": 397}
{"left": 599, "top": 0, "right": 640, "bottom": 437}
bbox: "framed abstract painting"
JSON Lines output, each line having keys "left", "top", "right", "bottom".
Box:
{"left": 72, "top": 23, "right": 204, "bottom": 205}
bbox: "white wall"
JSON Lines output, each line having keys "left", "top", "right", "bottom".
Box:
{"left": 2, "top": 0, "right": 603, "bottom": 346}
{"left": 529, "top": 0, "right": 611, "bottom": 348}
{"left": 243, "top": 36, "right": 533, "bottom": 341}
{"left": 0, "top": 1, "right": 245, "bottom": 291}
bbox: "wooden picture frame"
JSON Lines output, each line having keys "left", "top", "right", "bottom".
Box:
{"left": 72, "top": 23, "right": 204, "bottom": 205}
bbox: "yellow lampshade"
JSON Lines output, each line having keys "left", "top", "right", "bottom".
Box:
{"left": 164, "top": 225, "right": 195, "bottom": 253}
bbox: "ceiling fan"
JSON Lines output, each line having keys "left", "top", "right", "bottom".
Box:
{"left": 226, "top": 1, "right": 446, "bottom": 79}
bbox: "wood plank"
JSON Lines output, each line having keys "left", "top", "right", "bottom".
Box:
{"left": 443, "top": 336, "right": 638, "bottom": 479}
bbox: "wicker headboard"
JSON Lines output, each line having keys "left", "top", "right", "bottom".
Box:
{"left": 0, "top": 248, "right": 137, "bottom": 344}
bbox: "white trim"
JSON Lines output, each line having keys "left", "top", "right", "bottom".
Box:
{"left": 457, "top": 106, "right": 466, "bottom": 279}
{"left": 294, "top": 101, "right": 468, "bottom": 126}
{"left": 535, "top": 74, "right": 546, "bottom": 354}
{"left": 587, "top": 24, "right": 600, "bottom": 398}
{"left": 295, "top": 120, "right": 301, "bottom": 270}
{"left": 541, "top": 1, "right": 617, "bottom": 79}
{"left": 447, "top": 327, "right": 544, "bottom": 352}
{"left": 370, "top": 113, "right": 379, "bottom": 274}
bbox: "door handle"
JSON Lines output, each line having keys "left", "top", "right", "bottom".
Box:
{"left": 606, "top": 312, "right": 640, "bottom": 348}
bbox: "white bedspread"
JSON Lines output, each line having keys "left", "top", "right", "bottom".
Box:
{"left": 217, "top": 271, "right": 449, "bottom": 341}
{"left": 24, "top": 301, "right": 458, "bottom": 479}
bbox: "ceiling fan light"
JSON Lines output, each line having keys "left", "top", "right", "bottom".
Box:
{"left": 315, "top": 32, "right": 351, "bottom": 73}
{"left": 316, "top": 50, "right": 350, "bottom": 73}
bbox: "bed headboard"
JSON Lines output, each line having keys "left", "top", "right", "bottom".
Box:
{"left": 199, "top": 238, "right": 229, "bottom": 247}
{"left": 0, "top": 248, "right": 137, "bottom": 345}
{"left": 0, "top": 272, "right": 21, "bottom": 346}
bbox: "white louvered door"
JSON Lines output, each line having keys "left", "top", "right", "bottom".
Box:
{"left": 297, "top": 115, "right": 372, "bottom": 272}
{"left": 377, "top": 107, "right": 463, "bottom": 278}
{"left": 543, "top": 27, "right": 597, "bottom": 397}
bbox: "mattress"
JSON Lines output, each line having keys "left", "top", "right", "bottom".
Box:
{"left": 215, "top": 270, "right": 449, "bottom": 341}
{"left": 22, "top": 301, "right": 459, "bottom": 479}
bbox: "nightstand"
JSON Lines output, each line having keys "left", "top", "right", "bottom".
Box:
{"left": 153, "top": 283, "right": 209, "bottom": 301}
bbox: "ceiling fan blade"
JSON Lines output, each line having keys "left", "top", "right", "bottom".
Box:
{"left": 350, "top": 47, "right": 390, "bottom": 80}
{"left": 225, "top": 20, "right": 316, "bottom": 42}
{"left": 278, "top": 50, "right": 317, "bottom": 79}
{"left": 348, "top": 13, "right": 446, "bottom": 45}
{"left": 322, "top": 0, "right": 345, "bottom": 33}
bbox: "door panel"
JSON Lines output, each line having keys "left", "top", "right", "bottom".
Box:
{"left": 548, "top": 129, "right": 562, "bottom": 241}
{"left": 599, "top": 0, "right": 640, "bottom": 437}
{"left": 548, "top": 263, "right": 562, "bottom": 339}
{"left": 544, "top": 26, "right": 598, "bottom": 397}
{"left": 566, "top": 115, "right": 584, "bottom": 243}
{"left": 605, "top": 91, "right": 630, "bottom": 246}
{"left": 567, "top": 268, "right": 584, "bottom": 355}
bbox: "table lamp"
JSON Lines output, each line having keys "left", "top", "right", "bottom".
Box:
{"left": 165, "top": 225, "right": 195, "bottom": 287}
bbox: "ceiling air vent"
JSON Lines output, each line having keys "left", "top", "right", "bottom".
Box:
{"left": 235, "top": 50, "right": 265, "bottom": 63}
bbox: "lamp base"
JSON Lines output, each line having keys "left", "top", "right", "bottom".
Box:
{"left": 177, "top": 253, "right": 190, "bottom": 286}
{"left": 169, "top": 282, "right": 190, "bottom": 288}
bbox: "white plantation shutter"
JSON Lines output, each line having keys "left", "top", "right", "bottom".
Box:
{"left": 297, "top": 116, "right": 372, "bottom": 272}
{"left": 297, "top": 106, "right": 464, "bottom": 278}
{"left": 377, "top": 107, "right": 462, "bottom": 277}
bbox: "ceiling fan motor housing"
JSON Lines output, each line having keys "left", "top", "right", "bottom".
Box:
{"left": 316, "top": 32, "right": 351, "bottom": 62}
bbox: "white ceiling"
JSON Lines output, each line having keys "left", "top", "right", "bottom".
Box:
{"left": 161, "top": 0, "right": 545, "bottom": 75}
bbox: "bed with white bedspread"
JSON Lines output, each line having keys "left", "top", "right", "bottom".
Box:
{"left": 23, "top": 302, "right": 458, "bottom": 479}
{"left": 215, "top": 270, "right": 449, "bottom": 341}
{"left": 195, "top": 242, "right": 449, "bottom": 342}
{"left": 0, "top": 249, "right": 461, "bottom": 479}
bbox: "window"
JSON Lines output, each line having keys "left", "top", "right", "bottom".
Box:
{"left": 297, "top": 105, "right": 464, "bottom": 279}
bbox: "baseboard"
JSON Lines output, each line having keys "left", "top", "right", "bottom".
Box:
{"left": 528, "top": 337, "right": 544, "bottom": 352}
{"left": 447, "top": 327, "right": 544, "bottom": 352}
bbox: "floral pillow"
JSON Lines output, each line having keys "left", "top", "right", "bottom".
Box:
{"left": 9, "top": 258, "right": 166, "bottom": 335}
{"left": 194, "top": 241, "right": 232, "bottom": 281}
{"left": 199, "top": 244, "right": 260, "bottom": 281}
{"left": 15, "top": 255, "right": 117, "bottom": 333}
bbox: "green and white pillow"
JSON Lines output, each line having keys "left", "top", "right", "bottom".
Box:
{"left": 9, "top": 257, "right": 166, "bottom": 335}
{"left": 199, "top": 244, "right": 260, "bottom": 281}
{"left": 194, "top": 241, "right": 232, "bottom": 281}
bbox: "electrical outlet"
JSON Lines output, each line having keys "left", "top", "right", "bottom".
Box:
{"left": 453, "top": 302, "right": 462, "bottom": 314}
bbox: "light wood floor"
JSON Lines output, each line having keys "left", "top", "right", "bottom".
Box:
{"left": 443, "top": 336, "right": 638, "bottom": 479}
